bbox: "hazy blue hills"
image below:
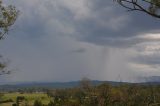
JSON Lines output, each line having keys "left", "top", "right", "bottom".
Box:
{"left": 1, "top": 77, "right": 160, "bottom": 91}
{"left": 0, "top": 80, "right": 124, "bottom": 91}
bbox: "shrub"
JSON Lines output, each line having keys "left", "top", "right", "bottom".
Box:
{"left": 12, "top": 103, "right": 17, "bottom": 106}
{"left": 48, "top": 100, "right": 55, "bottom": 106}
{"left": 33, "top": 99, "right": 43, "bottom": 106}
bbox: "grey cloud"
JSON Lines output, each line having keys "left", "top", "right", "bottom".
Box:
{"left": 127, "top": 41, "right": 160, "bottom": 71}
{"left": 79, "top": 35, "right": 160, "bottom": 48}
{"left": 132, "top": 55, "right": 160, "bottom": 66}
{"left": 71, "top": 48, "right": 86, "bottom": 53}
{"left": 0, "top": 0, "right": 160, "bottom": 82}
{"left": 8, "top": 0, "right": 160, "bottom": 48}
{"left": 71, "top": 0, "right": 160, "bottom": 47}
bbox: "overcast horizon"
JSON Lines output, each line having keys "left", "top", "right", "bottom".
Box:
{"left": 0, "top": 0, "right": 160, "bottom": 83}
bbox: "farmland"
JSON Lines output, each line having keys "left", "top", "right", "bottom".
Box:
{"left": 1, "top": 81, "right": 160, "bottom": 106}
{"left": 0, "top": 93, "right": 51, "bottom": 106}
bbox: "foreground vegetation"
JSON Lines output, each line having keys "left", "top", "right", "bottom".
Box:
{"left": 44, "top": 84, "right": 160, "bottom": 106}
{"left": 1, "top": 81, "right": 160, "bottom": 106}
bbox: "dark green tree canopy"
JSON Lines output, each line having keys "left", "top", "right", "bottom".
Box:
{"left": 115, "top": 0, "right": 160, "bottom": 18}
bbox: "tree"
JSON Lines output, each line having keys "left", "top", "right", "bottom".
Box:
{"left": 79, "top": 77, "right": 92, "bottom": 91}
{"left": 0, "top": 0, "right": 18, "bottom": 39}
{"left": 114, "top": 0, "right": 160, "bottom": 18}
{"left": 0, "top": 0, "right": 18, "bottom": 75}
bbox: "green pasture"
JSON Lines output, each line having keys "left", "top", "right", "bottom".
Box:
{"left": 0, "top": 93, "right": 51, "bottom": 106}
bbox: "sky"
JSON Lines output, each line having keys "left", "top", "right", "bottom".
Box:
{"left": 0, "top": 0, "right": 160, "bottom": 83}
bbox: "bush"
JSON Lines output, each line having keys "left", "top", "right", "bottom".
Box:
{"left": 48, "top": 100, "right": 55, "bottom": 106}
{"left": 12, "top": 103, "right": 17, "bottom": 106}
{"left": 33, "top": 99, "right": 43, "bottom": 106}
{"left": 0, "top": 99, "right": 14, "bottom": 103}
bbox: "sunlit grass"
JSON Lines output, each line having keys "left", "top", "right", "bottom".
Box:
{"left": 1, "top": 93, "right": 51, "bottom": 106}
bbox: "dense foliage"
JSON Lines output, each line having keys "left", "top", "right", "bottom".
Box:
{"left": 2, "top": 82, "right": 160, "bottom": 106}
{"left": 44, "top": 83, "right": 160, "bottom": 106}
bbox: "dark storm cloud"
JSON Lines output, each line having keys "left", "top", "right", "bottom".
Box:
{"left": 71, "top": 0, "right": 160, "bottom": 47}
{"left": 8, "top": 0, "right": 160, "bottom": 48}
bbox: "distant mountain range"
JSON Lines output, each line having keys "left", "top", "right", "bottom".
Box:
{"left": 1, "top": 76, "right": 160, "bottom": 91}
{"left": 0, "top": 80, "right": 125, "bottom": 91}
{"left": 145, "top": 76, "right": 160, "bottom": 82}
{"left": 137, "top": 76, "right": 160, "bottom": 83}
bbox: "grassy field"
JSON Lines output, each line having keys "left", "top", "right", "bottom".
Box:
{"left": 0, "top": 93, "right": 51, "bottom": 106}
